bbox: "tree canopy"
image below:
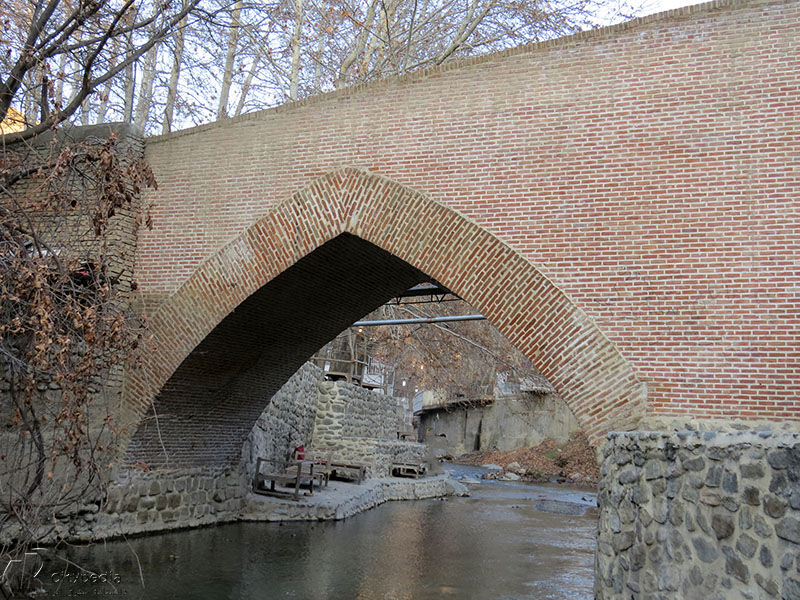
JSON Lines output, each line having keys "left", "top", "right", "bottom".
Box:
{"left": 2, "top": 0, "right": 641, "bottom": 136}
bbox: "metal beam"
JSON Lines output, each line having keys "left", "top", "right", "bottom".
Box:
{"left": 353, "top": 314, "right": 486, "bottom": 327}
{"left": 395, "top": 283, "right": 454, "bottom": 298}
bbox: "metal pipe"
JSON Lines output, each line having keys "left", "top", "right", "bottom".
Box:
{"left": 353, "top": 314, "right": 486, "bottom": 327}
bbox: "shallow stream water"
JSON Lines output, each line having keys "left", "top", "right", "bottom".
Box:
{"left": 39, "top": 468, "right": 596, "bottom": 599}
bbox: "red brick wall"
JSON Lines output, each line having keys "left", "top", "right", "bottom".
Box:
{"left": 133, "top": 0, "right": 800, "bottom": 446}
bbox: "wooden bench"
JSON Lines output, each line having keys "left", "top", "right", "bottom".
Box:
{"left": 391, "top": 462, "right": 427, "bottom": 479}
{"left": 252, "top": 458, "right": 317, "bottom": 501}
{"left": 308, "top": 454, "right": 333, "bottom": 488}
{"left": 329, "top": 461, "right": 368, "bottom": 484}
{"left": 293, "top": 450, "right": 333, "bottom": 488}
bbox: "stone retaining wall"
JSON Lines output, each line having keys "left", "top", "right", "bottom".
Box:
{"left": 319, "top": 437, "right": 426, "bottom": 478}
{"left": 418, "top": 392, "right": 580, "bottom": 456}
{"left": 97, "top": 467, "right": 247, "bottom": 540}
{"left": 311, "top": 381, "right": 424, "bottom": 476}
{"left": 241, "top": 362, "right": 322, "bottom": 481}
{"left": 313, "top": 381, "right": 404, "bottom": 440}
{"left": 12, "top": 366, "right": 425, "bottom": 544}
{"left": 36, "top": 466, "right": 247, "bottom": 544}
{"left": 596, "top": 431, "right": 800, "bottom": 599}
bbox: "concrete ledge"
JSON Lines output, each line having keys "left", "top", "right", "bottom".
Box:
{"left": 241, "top": 475, "right": 468, "bottom": 522}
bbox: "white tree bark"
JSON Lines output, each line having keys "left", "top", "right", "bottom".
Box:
{"left": 288, "top": 0, "right": 305, "bottom": 100}
{"left": 121, "top": 33, "right": 136, "bottom": 124}
{"left": 217, "top": 0, "right": 243, "bottom": 119}
{"left": 95, "top": 39, "right": 120, "bottom": 124}
{"left": 234, "top": 49, "right": 261, "bottom": 116}
{"left": 162, "top": 16, "right": 187, "bottom": 133}
{"left": 335, "top": 0, "right": 380, "bottom": 88}
{"left": 133, "top": 21, "right": 160, "bottom": 131}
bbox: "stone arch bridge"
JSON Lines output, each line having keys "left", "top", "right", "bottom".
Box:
{"left": 122, "top": 0, "right": 799, "bottom": 469}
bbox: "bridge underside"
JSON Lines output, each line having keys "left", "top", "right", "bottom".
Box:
{"left": 126, "top": 234, "right": 425, "bottom": 468}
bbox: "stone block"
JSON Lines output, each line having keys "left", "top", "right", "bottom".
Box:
{"left": 735, "top": 533, "right": 757, "bottom": 558}
{"left": 740, "top": 463, "right": 764, "bottom": 479}
{"left": 763, "top": 495, "right": 787, "bottom": 519}
{"left": 776, "top": 517, "right": 800, "bottom": 545}
{"left": 712, "top": 514, "right": 734, "bottom": 540}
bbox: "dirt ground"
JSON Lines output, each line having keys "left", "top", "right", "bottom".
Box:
{"left": 453, "top": 432, "right": 601, "bottom": 486}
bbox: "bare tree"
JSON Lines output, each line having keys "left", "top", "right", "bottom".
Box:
{"left": 0, "top": 0, "right": 202, "bottom": 593}
{"left": 138, "top": 0, "right": 641, "bottom": 132}
{"left": 361, "top": 295, "right": 552, "bottom": 402}
{"left": 0, "top": 0, "right": 200, "bottom": 142}
{"left": 163, "top": 15, "right": 189, "bottom": 133}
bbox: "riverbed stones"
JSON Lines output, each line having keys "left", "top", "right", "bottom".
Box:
{"left": 693, "top": 536, "right": 719, "bottom": 562}
{"left": 741, "top": 463, "right": 765, "bottom": 479}
{"left": 761, "top": 545, "right": 774, "bottom": 568}
{"left": 596, "top": 431, "right": 800, "bottom": 600}
{"left": 784, "top": 577, "right": 800, "bottom": 600}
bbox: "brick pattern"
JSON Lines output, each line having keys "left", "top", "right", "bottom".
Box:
{"left": 125, "top": 169, "right": 644, "bottom": 465}
{"left": 129, "top": 0, "right": 799, "bottom": 461}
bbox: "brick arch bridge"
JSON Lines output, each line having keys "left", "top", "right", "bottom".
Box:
{"left": 125, "top": 168, "right": 644, "bottom": 467}
{"left": 125, "top": 0, "right": 799, "bottom": 467}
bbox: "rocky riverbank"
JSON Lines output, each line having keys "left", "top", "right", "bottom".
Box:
{"left": 454, "top": 432, "right": 601, "bottom": 485}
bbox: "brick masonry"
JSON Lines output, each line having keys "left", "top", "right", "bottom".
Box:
{"left": 125, "top": 0, "right": 799, "bottom": 464}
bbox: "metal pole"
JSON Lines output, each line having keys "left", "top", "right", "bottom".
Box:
{"left": 352, "top": 314, "right": 486, "bottom": 327}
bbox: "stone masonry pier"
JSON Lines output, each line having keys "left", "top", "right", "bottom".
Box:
{"left": 597, "top": 430, "right": 800, "bottom": 599}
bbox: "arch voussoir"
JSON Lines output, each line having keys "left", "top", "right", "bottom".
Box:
{"left": 125, "top": 167, "right": 646, "bottom": 457}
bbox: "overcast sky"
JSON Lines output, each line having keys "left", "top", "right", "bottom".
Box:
{"left": 643, "top": 0, "right": 705, "bottom": 14}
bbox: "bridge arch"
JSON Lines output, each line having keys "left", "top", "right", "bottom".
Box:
{"left": 124, "top": 168, "right": 646, "bottom": 468}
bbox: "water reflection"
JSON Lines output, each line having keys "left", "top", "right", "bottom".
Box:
{"left": 41, "top": 482, "right": 595, "bottom": 599}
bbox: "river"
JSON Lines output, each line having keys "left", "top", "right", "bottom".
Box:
{"left": 38, "top": 466, "right": 597, "bottom": 599}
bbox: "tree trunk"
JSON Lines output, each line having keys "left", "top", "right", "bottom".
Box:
{"left": 335, "top": 0, "right": 379, "bottom": 88}
{"left": 133, "top": 21, "right": 160, "bottom": 131}
{"left": 234, "top": 49, "right": 261, "bottom": 117}
{"left": 54, "top": 52, "right": 66, "bottom": 110}
{"left": 95, "top": 54, "right": 114, "bottom": 123}
{"left": 122, "top": 34, "right": 136, "bottom": 124}
{"left": 312, "top": 29, "right": 325, "bottom": 94}
{"left": 162, "top": 16, "right": 187, "bottom": 133}
{"left": 217, "top": 0, "right": 242, "bottom": 119}
{"left": 288, "top": 0, "right": 305, "bottom": 100}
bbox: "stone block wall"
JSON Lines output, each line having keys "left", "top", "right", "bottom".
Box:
{"left": 320, "top": 438, "right": 426, "bottom": 479}
{"left": 97, "top": 467, "right": 246, "bottom": 540}
{"left": 596, "top": 431, "right": 800, "bottom": 599}
{"left": 314, "top": 381, "right": 404, "bottom": 440}
{"left": 241, "top": 362, "right": 322, "bottom": 481}
{"left": 310, "top": 380, "right": 425, "bottom": 476}
{"left": 480, "top": 393, "right": 579, "bottom": 451}
{"left": 20, "top": 466, "right": 248, "bottom": 545}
